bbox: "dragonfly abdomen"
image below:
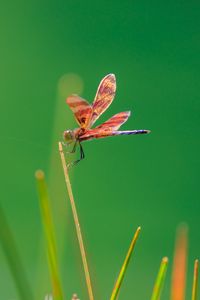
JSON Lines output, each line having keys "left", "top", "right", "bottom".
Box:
{"left": 114, "top": 130, "right": 150, "bottom": 135}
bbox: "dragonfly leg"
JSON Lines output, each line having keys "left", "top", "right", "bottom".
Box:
{"left": 65, "top": 140, "right": 77, "bottom": 154}
{"left": 67, "top": 142, "right": 85, "bottom": 168}
{"left": 80, "top": 142, "right": 85, "bottom": 160}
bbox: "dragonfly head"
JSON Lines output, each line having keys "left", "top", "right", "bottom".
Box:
{"left": 63, "top": 130, "right": 75, "bottom": 144}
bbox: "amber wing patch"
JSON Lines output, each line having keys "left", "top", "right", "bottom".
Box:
{"left": 95, "top": 111, "right": 131, "bottom": 131}
{"left": 89, "top": 74, "right": 116, "bottom": 127}
{"left": 66, "top": 95, "right": 92, "bottom": 128}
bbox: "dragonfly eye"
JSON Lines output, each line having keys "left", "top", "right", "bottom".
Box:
{"left": 63, "top": 130, "right": 74, "bottom": 142}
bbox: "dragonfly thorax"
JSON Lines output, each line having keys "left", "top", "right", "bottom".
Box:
{"left": 63, "top": 130, "right": 76, "bottom": 143}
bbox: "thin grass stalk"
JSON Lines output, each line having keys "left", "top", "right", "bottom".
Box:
{"left": 58, "top": 142, "right": 94, "bottom": 300}
{"left": 35, "top": 170, "right": 63, "bottom": 300}
{"left": 0, "top": 204, "right": 34, "bottom": 300}
{"left": 110, "top": 226, "right": 141, "bottom": 300}
{"left": 171, "top": 224, "right": 188, "bottom": 300}
{"left": 192, "top": 259, "right": 199, "bottom": 300}
{"left": 150, "top": 257, "right": 168, "bottom": 300}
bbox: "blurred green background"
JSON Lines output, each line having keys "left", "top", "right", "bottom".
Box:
{"left": 0, "top": 0, "right": 200, "bottom": 299}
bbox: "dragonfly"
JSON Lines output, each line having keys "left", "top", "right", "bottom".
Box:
{"left": 63, "top": 74, "right": 150, "bottom": 165}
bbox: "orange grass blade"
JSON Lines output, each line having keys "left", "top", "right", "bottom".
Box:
{"left": 192, "top": 259, "right": 199, "bottom": 300}
{"left": 59, "top": 142, "right": 94, "bottom": 300}
{"left": 110, "top": 226, "right": 141, "bottom": 300}
{"left": 171, "top": 224, "right": 188, "bottom": 300}
{"left": 151, "top": 257, "right": 168, "bottom": 300}
{"left": 35, "top": 170, "right": 63, "bottom": 300}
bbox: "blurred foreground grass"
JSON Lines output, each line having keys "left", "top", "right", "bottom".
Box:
{"left": 0, "top": 165, "right": 198, "bottom": 300}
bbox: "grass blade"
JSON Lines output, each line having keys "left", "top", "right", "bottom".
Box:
{"left": 0, "top": 204, "right": 34, "bottom": 300}
{"left": 35, "top": 170, "right": 63, "bottom": 300}
{"left": 171, "top": 224, "right": 188, "bottom": 300}
{"left": 110, "top": 226, "right": 141, "bottom": 300}
{"left": 150, "top": 257, "right": 168, "bottom": 300}
{"left": 192, "top": 259, "right": 199, "bottom": 300}
{"left": 59, "top": 142, "right": 94, "bottom": 300}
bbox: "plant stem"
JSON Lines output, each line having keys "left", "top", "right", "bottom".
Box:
{"left": 0, "top": 205, "right": 33, "bottom": 300}
{"left": 151, "top": 257, "right": 168, "bottom": 300}
{"left": 35, "top": 170, "right": 63, "bottom": 300}
{"left": 59, "top": 142, "right": 94, "bottom": 300}
{"left": 192, "top": 259, "right": 199, "bottom": 300}
{"left": 110, "top": 226, "right": 141, "bottom": 300}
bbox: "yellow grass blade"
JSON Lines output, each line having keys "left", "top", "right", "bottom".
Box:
{"left": 192, "top": 259, "right": 199, "bottom": 300}
{"left": 110, "top": 226, "right": 141, "bottom": 300}
{"left": 59, "top": 142, "right": 94, "bottom": 300}
{"left": 150, "top": 257, "right": 168, "bottom": 300}
{"left": 35, "top": 170, "right": 63, "bottom": 300}
{"left": 171, "top": 224, "right": 188, "bottom": 300}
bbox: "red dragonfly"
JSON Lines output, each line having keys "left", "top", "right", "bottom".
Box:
{"left": 63, "top": 74, "right": 150, "bottom": 165}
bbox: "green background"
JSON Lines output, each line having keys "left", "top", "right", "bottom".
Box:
{"left": 0, "top": 1, "right": 200, "bottom": 299}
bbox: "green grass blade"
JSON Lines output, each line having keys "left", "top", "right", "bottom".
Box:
{"left": 0, "top": 204, "right": 34, "bottom": 300}
{"left": 110, "top": 226, "right": 141, "bottom": 300}
{"left": 35, "top": 170, "right": 63, "bottom": 300}
{"left": 192, "top": 259, "right": 199, "bottom": 300}
{"left": 150, "top": 257, "right": 168, "bottom": 300}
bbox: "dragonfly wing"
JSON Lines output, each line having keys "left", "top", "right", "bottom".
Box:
{"left": 95, "top": 111, "right": 131, "bottom": 131}
{"left": 79, "top": 128, "right": 113, "bottom": 141}
{"left": 90, "top": 74, "right": 116, "bottom": 126}
{"left": 66, "top": 95, "right": 92, "bottom": 128}
{"left": 80, "top": 128, "right": 150, "bottom": 142}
